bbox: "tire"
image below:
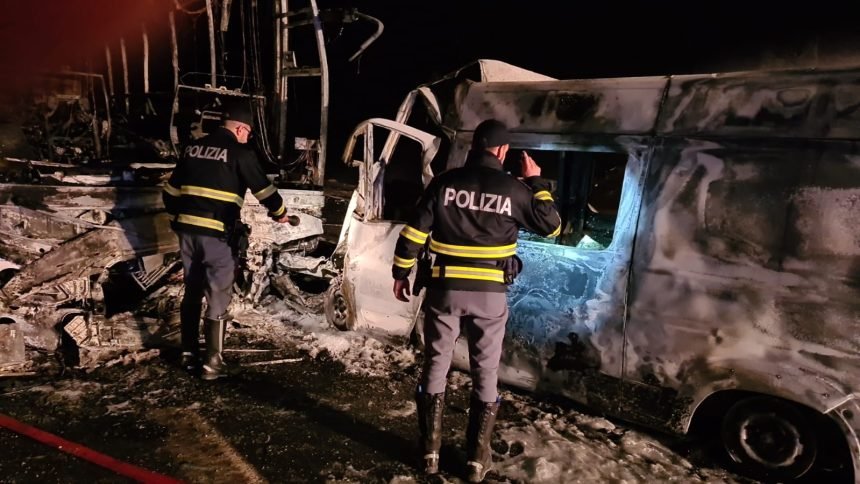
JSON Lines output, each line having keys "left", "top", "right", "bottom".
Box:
{"left": 721, "top": 396, "right": 818, "bottom": 481}
{"left": 324, "top": 279, "right": 355, "bottom": 331}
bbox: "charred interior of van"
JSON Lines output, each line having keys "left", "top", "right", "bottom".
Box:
{"left": 507, "top": 149, "right": 628, "bottom": 250}
{"left": 380, "top": 135, "right": 424, "bottom": 222}
{"left": 376, "top": 97, "right": 452, "bottom": 222}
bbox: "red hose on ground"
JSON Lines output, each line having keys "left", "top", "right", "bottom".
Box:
{"left": 0, "top": 413, "right": 183, "bottom": 484}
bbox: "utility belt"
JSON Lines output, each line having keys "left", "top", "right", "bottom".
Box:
{"left": 431, "top": 257, "right": 521, "bottom": 282}
{"left": 413, "top": 251, "right": 522, "bottom": 294}
{"left": 171, "top": 208, "right": 245, "bottom": 252}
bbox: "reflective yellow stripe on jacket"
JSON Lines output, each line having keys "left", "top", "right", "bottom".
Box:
{"left": 393, "top": 255, "right": 416, "bottom": 269}
{"left": 176, "top": 214, "right": 225, "bottom": 232}
{"left": 533, "top": 190, "right": 553, "bottom": 202}
{"left": 400, "top": 225, "right": 429, "bottom": 245}
{"left": 180, "top": 185, "right": 244, "bottom": 206}
{"left": 254, "top": 184, "right": 277, "bottom": 201}
{"left": 431, "top": 266, "right": 505, "bottom": 283}
{"left": 428, "top": 238, "right": 516, "bottom": 259}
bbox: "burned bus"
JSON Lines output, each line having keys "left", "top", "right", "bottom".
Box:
{"left": 327, "top": 60, "right": 860, "bottom": 482}
{"left": 0, "top": 1, "right": 381, "bottom": 368}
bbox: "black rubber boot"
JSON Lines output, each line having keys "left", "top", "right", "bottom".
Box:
{"left": 465, "top": 395, "right": 500, "bottom": 483}
{"left": 201, "top": 316, "right": 227, "bottom": 380}
{"left": 179, "top": 301, "right": 202, "bottom": 372}
{"left": 416, "top": 387, "right": 445, "bottom": 474}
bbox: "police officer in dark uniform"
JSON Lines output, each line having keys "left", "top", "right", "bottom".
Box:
{"left": 163, "top": 98, "right": 294, "bottom": 380}
{"left": 391, "top": 119, "right": 561, "bottom": 481}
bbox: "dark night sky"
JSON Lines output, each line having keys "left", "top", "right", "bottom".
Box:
{"left": 2, "top": 0, "right": 860, "bottom": 175}
{"left": 334, "top": 1, "right": 860, "bottom": 104}
{"left": 321, "top": 0, "right": 860, "bottom": 178}
{"left": 4, "top": 1, "right": 860, "bottom": 114}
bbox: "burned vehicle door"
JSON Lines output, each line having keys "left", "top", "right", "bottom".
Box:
{"left": 331, "top": 118, "right": 439, "bottom": 334}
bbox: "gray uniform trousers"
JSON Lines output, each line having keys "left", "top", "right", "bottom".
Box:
{"left": 421, "top": 288, "right": 509, "bottom": 403}
{"left": 178, "top": 232, "right": 235, "bottom": 321}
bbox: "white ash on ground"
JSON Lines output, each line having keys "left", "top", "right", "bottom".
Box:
{"left": 0, "top": 296, "right": 752, "bottom": 483}
{"left": 231, "top": 299, "right": 417, "bottom": 378}
{"left": 489, "top": 392, "right": 744, "bottom": 484}
{"left": 227, "top": 302, "right": 749, "bottom": 484}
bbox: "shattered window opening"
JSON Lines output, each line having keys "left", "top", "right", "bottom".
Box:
{"left": 381, "top": 134, "right": 425, "bottom": 222}
{"left": 504, "top": 148, "right": 629, "bottom": 250}
{"left": 400, "top": 98, "right": 452, "bottom": 178}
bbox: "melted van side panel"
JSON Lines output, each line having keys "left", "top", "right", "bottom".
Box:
{"left": 626, "top": 136, "right": 860, "bottom": 430}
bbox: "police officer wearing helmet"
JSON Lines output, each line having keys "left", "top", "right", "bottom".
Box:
{"left": 163, "top": 98, "right": 294, "bottom": 380}
{"left": 391, "top": 119, "right": 561, "bottom": 481}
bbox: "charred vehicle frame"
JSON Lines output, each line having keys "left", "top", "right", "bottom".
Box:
{"left": 0, "top": 0, "right": 381, "bottom": 369}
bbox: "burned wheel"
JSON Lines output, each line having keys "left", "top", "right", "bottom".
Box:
{"left": 324, "top": 280, "right": 354, "bottom": 331}
{"left": 721, "top": 396, "right": 817, "bottom": 481}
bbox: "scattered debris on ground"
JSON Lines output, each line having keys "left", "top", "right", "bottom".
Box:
{"left": 0, "top": 303, "right": 753, "bottom": 483}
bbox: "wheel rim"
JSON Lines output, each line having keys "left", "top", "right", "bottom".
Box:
{"left": 738, "top": 411, "right": 804, "bottom": 468}
{"left": 723, "top": 397, "right": 817, "bottom": 479}
{"left": 332, "top": 293, "right": 349, "bottom": 326}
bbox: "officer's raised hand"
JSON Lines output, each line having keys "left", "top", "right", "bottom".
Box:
{"left": 521, "top": 151, "right": 542, "bottom": 178}
{"left": 393, "top": 279, "right": 411, "bottom": 302}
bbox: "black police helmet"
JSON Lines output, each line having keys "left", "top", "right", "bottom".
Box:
{"left": 472, "top": 119, "right": 510, "bottom": 149}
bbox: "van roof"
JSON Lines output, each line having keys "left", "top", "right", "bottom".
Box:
{"left": 427, "top": 59, "right": 860, "bottom": 140}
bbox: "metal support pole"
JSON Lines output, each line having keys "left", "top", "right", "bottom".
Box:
{"left": 169, "top": 11, "right": 180, "bottom": 93}
{"left": 310, "top": 0, "right": 328, "bottom": 186}
{"left": 220, "top": 0, "right": 232, "bottom": 31}
{"left": 142, "top": 24, "right": 150, "bottom": 94}
{"left": 205, "top": 0, "right": 217, "bottom": 86}
{"left": 348, "top": 13, "right": 384, "bottom": 62}
{"left": 104, "top": 45, "right": 115, "bottom": 98}
{"left": 276, "top": 0, "right": 289, "bottom": 159}
{"left": 273, "top": 0, "right": 281, "bottom": 97}
{"left": 84, "top": 60, "right": 102, "bottom": 158}
{"left": 120, "top": 37, "right": 130, "bottom": 114}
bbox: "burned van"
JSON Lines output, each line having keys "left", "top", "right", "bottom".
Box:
{"left": 327, "top": 60, "right": 860, "bottom": 482}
